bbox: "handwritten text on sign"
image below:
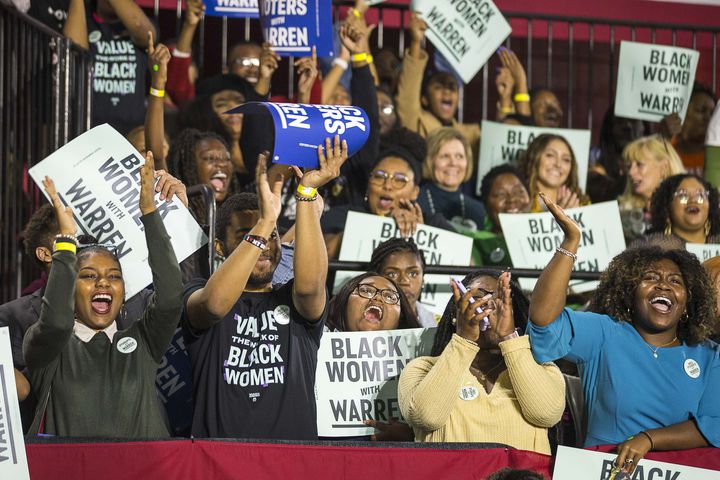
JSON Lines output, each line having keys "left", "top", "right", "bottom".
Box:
{"left": 615, "top": 41, "right": 700, "bottom": 123}
{"left": 315, "top": 328, "right": 435, "bottom": 436}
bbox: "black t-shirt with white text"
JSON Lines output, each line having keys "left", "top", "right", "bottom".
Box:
{"left": 182, "top": 279, "right": 326, "bottom": 440}
{"left": 87, "top": 13, "right": 147, "bottom": 134}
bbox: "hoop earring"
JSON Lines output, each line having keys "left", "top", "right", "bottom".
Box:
{"left": 664, "top": 219, "right": 672, "bottom": 236}
{"left": 120, "top": 303, "right": 128, "bottom": 325}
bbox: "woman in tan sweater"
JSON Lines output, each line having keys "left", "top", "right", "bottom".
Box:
{"left": 398, "top": 270, "right": 565, "bottom": 454}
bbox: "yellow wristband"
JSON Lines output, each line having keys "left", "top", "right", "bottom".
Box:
{"left": 349, "top": 7, "right": 361, "bottom": 18}
{"left": 366, "top": 54, "right": 374, "bottom": 64}
{"left": 500, "top": 106, "right": 514, "bottom": 114}
{"left": 149, "top": 87, "right": 165, "bottom": 98}
{"left": 297, "top": 184, "right": 317, "bottom": 198}
{"left": 513, "top": 92, "right": 530, "bottom": 103}
{"left": 351, "top": 52, "right": 368, "bottom": 63}
{"left": 54, "top": 242, "right": 77, "bottom": 254}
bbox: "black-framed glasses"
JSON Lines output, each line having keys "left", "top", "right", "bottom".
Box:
{"left": 354, "top": 284, "right": 400, "bottom": 305}
{"left": 369, "top": 170, "right": 410, "bottom": 189}
{"left": 380, "top": 105, "right": 395, "bottom": 116}
{"left": 78, "top": 243, "right": 119, "bottom": 256}
{"left": 673, "top": 188, "right": 710, "bottom": 204}
{"left": 234, "top": 57, "right": 260, "bottom": 68}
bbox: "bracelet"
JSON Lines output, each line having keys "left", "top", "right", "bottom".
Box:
{"left": 297, "top": 184, "right": 317, "bottom": 198}
{"left": 500, "top": 329, "right": 520, "bottom": 342}
{"left": 639, "top": 431, "right": 655, "bottom": 450}
{"left": 149, "top": 87, "right": 165, "bottom": 98}
{"left": 295, "top": 192, "right": 318, "bottom": 202}
{"left": 555, "top": 246, "right": 578, "bottom": 261}
{"left": 54, "top": 241, "right": 77, "bottom": 254}
{"left": 513, "top": 92, "right": 530, "bottom": 103}
{"left": 349, "top": 7, "right": 361, "bottom": 18}
{"left": 243, "top": 234, "right": 267, "bottom": 251}
{"left": 55, "top": 233, "right": 78, "bottom": 244}
{"left": 351, "top": 52, "right": 368, "bottom": 63}
{"left": 500, "top": 106, "right": 514, "bottom": 114}
{"left": 332, "top": 58, "right": 349, "bottom": 71}
{"left": 366, "top": 54, "right": 374, "bottom": 64}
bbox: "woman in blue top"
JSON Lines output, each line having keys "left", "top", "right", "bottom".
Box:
{"left": 528, "top": 192, "right": 720, "bottom": 474}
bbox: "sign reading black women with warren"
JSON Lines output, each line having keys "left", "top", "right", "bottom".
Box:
{"left": 259, "top": 0, "right": 333, "bottom": 56}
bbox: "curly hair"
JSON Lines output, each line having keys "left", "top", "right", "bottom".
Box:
{"left": 327, "top": 272, "right": 420, "bottom": 332}
{"left": 648, "top": 174, "right": 720, "bottom": 237}
{"left": 589, "top": 247, "right": 718, "bottom": 345}
{"left": 521, "top": 133, "right": 585, "bottom": 210}
{"left": 167, "top": 128, "right": 235, "bottom": 224}
{"left": 368, "top": 237, "right": 427, "bottom": 273}
{"left": 431, "top": 269, "right": 530, "bottom": 356}
{"left": 23, "top": 204, "right": 58, "bottom": 268}
{"left": 479, "top": 164, "right": 528, "bottom": 206}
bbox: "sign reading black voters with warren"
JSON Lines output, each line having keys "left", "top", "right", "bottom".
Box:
{"left": 205, "top": 0, "right": 259, "bottom": 18}
{"left": 475, "top": 120, "right": 591, "bottom": 195}
{"left": 228, "top": 102, "right": 370, "bottom": 169}
{"left": 615, "top": 41, "right": 700, "bottom": 123}
{"left": 411, "top": 0, "right": 511, "bottom": 83}
{"left": 315, "top": 328, "right": 435, "bottom": 437}
{"left": 259, "top": 0, "right": 333, "bottom": 56}
{"left": 499, "top": 202, "right": 626, "bottom": 292}
{"left": 28, "top": 124, "right": 207, "bottom": 299}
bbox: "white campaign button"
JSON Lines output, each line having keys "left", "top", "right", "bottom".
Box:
{"left": 88, "top": 31, "right": 102, "bottom": 43}
{"left": 273, "top": 305, "right": 291, "bottom": 325}
{"left": 117, "top": 337, "right": 138, "bottom": 354}
{"left": 684, "top": 358, "right": 701, "bottom": 379}
{"left": 458, "top": 385, "right": 479, "bottom": 401}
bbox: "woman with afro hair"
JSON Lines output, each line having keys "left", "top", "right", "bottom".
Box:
{"left": 528, "top": 192, "right": 720, "bottom": 475}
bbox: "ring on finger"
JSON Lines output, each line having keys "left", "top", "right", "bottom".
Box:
{"left": 624, "top": 458, "right": 634, "bottom": 465}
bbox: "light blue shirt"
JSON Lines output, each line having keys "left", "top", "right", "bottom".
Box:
{"left": 528, "top": 308, "right": 720, "bottom": 447}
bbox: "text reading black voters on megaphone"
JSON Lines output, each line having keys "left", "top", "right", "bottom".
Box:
{"left": 205, "top": 0, "right": 259, "bottom": 17}
{"left": 615, "top": 41, "right": 700, "bottom": 123}
{"left": 411, "top": 0, "right": 511, "bottom": 84}
{"left": 476, "top": 120, "right": 592, "bottom": 195}
{"left": 28, "top": 124, "right": 208, "bottom": 299}
{"left": 315, "top": 328, "right": 435, "bottom": 437}
{"left": 499, "top": 202, "right": 626, "bottom": 293}
{"left": 259, "top": 0, "right": 333, "bottom": 57}
{"left": 226, "top": 102, "right": 370, "bottom": 169}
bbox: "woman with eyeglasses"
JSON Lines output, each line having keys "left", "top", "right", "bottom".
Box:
{"left": 632, "top": 174, "right": 720, "bottom": 249}
{"left": 398, "top": 270, "right": 564, "bottom": 450}
{"left": 24, "top": 153, "right": 183, "bottom": 437}
{"left": 327, "top": 272, "right": 420, "bottom": 332}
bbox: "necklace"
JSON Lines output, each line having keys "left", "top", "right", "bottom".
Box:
{"left": 646, "top": 336, "right": 678, "bottom": 358}
{"left": 425, "top": 187, "right": 465, "bottom": 218}
{"left": 470, "top": 360, "right": 504, "bottom": 383}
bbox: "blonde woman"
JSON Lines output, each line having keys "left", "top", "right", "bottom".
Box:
{"left": 618, "top": 134, "right": 686, "bottom": 240}
{"left": 417, "top": 127, "right": 485, "bottom": 231}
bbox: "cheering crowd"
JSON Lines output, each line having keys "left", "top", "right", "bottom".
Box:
{"left": 3, "top": 0, "right": 720, "bottom": 477}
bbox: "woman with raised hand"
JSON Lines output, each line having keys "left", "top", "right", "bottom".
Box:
{"left": 528, "top": 193, "right": 720, "bottom": 474}
{"left": 24, "top": 152, "right": 183, "bottom": 437}
{"left": 398, "top": 270, "right": 564, "bottom": 453}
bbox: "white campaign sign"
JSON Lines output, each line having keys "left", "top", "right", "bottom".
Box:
{"left": 686, "top": 243, "right": 720, "bottom": 262}
{"left": 499, "top": 202, "right": 626, "bottom": 292}
{"left": 411, "top": 0, "right": 511, "bottom": 83}
{"left": 337, "top": 211, "right": 473, "bottom": 315}
{"left": 315, "top": 327, "right": 435, "bottom": 437}
{"left": 475, "top": 120, "right": 592, "bottom": 194}
{"left": 0, "top": 328, "right": 30, "bottom": 480}
{"left": 554, "top": 446, "right": 720, "bottom": 480}
{"left": 29, "top": 124, "right": 207, "bottom": 299}
{"left": 615, "top": 41, "right": 700, "bottom": 123}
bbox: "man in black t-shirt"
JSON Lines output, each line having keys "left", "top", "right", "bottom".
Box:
{"left": 183, "top": 139, "right": 348, "bottom": 440}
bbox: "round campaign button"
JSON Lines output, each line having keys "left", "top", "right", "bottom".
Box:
{"left": 273, "top": 305, "right": 291, "bottom": 325}
{"left": 88, "top": 30, "right": 102, "bottom": 43}
{"left": 117, "top": 337, "right": 138, "bottom": 354}
{"left": 684, "top": 358, "right": 701, "bottom": 379}
{"left": 458, "top": 385, "right": 479, "bottom": 401}
{"left": 490, "top": 247, "right": 506, "bottom": 263}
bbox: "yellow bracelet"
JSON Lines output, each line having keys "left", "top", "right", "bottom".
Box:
{"left": 297, "top": 184, "right": 317, "bottom": 198}
{"left": 500, "top": 106, "right": 514, "bottom": 114}
{"left": 366, "top": 54, "right": 374, "bottom": 64}
{"left": 349, "top": 7, "right": 361, "bottom": 18}
{"left": 54, "top": 241, "right": 77, "bottom": 254}
{"left": 149, "top": 87, "right": 165, "bottom": 98}
{"left": 351, "top": 52, "right": 368, "bottom": 63}
{"left": 513, "top": 92, "right": 530, "bottom": 103}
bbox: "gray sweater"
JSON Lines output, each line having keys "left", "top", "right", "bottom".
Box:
{"left": 23, "top": 211, "right": 183, "bottom": 437}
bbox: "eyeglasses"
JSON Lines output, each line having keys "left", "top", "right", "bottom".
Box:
{"left": 77, "top": 243, "right": 119, "bottom": 256}
{"left": 353, "top": 284, "right": 400, "bottom": 305}
{"left": 369, "top": 170, "right": 410, "bottom": 189}
{"left": 380, "top": 105, "right": 395, "bottom": 116}
{"left": 233, "top": 57, "right": 260, "bottom": 68}
{"left": 673, "top": 188, "right": 710, "bottom": 204}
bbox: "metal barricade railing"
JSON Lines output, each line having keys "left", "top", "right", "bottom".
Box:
{"left": 187, "top": 184, "right": 217, "bottom": 276}
{"left": 0, "top": 4, "right": 93, "bottom": 303}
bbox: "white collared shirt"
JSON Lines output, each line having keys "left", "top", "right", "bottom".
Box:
{"left": 73, "top": 321, "right": 118, "bottom": 343}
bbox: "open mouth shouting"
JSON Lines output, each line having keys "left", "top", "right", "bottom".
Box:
{"left": 210, "top": 171, "right": 228, "bottom": 193}
{"left": 649, "top": 295, "right": 673, "bottom": 314}
{"left": 363, "top": 304, "right": 384, "bottom": 325}
{"left": 91, "top": 292, "right": 114, "bottom": 316}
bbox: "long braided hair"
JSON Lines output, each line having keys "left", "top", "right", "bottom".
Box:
{"left": 369, "top": 237, "right": 427, "bottom": 273}
{"left": 167, "top": 128, "right": 236, "bottom": 224}
{"left": 430, "top": 269, "right": 530, "bottom": 356}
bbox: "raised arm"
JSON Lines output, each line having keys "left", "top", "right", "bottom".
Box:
{"left": 185, "top": 152, "right": 283, "bottom": 330}
{"left": 499, "top": 48, "right": 530, "bottom": 117}
{"left": 145, "top": 32, "right": 170, "bottom": 171}
{"left": 322, "top": 45, "right": 350, "bottom": 105}
{"left": 291, "top": 136, "right": 347, "bottom": 320}
{"left": 294, "top": 47, "right": 318, "bottom": 104}
{"left": 165, "top": 0, "right": 203, "bottom": 107}
{"left": 254, "top": 43, "right": 280, "bottom": 98}
{"left": 106, "top": 0, "right": 156, "bottom": 48}
{"left": 135, "top": 152, "right": 183, "bottom": 362}
{"left": 528, "top": 193, "right": 581, "bottom": 327}
{"left": 395, "top": 13, "right": 428, "bottom": 133}
{"left": 23, "top": 177, "right": 79, "bottom": 371}
{"left": 63, "top": 0, "right": 88, "bottom": 49}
